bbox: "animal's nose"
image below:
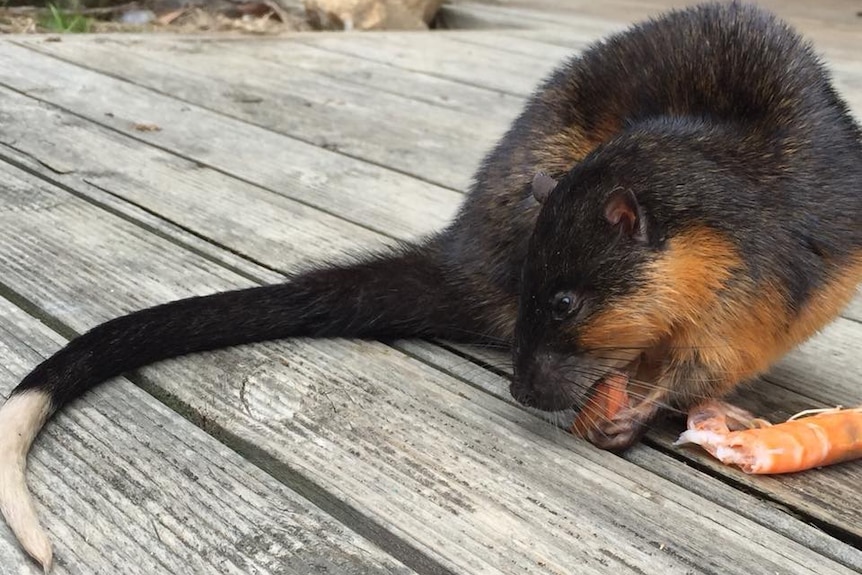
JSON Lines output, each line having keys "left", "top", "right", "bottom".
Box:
{"left": 510, "top": 351, "right": 558, "bottom": 408}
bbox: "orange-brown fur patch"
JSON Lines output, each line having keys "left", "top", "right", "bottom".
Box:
{"left": 673, "top": 251, "right": 862, "bottom": 398}
{"left": 578, "top": 226, "right": 743, "bottom": 354}
{"left": 578, "top": 226, "right": 862, "bottom": 402}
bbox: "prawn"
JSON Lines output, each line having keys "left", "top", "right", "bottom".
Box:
{"left": 675, "top": 401, "right": 862, "bottom": 474}
{"left": 571, "top": 372, "right": 630, "bottom": 438}
{"left": 570, "top": 376, "right": 862, "bottom": 475}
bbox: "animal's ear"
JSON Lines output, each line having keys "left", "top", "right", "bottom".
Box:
{"left": 531, "top": 172, "right": 558, "bottom": 204}
{"left": 604, "top": 189, "right": 647, "bottom": 242}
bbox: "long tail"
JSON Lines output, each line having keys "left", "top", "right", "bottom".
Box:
{"left": 0, "top": 245, "right": 498, "bottom": 572}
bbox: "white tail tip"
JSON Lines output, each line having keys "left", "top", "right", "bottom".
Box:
{"left": 0, "top": 390, "right": 54, "bottom": 572}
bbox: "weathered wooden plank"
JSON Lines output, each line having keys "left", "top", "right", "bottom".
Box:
{"left": 0, "top": 164, "right": 466, "bottom": 575}
{"left": 0, "top": 301, "right": 413, "bottom": 575}
{"left": 0, "top": 127, "right": 855, "bottom": 573}
{"left": 291, "top": 32, "right": 563, "bottom": 97}
{"left": 767, "top": 317, "right": 862, "bottom": 407}
{"left": 427, "top": 31, "right": 576, "bottom": 64}
{"left": 822, "top": 58, "right": 862, "bottom": 123}
{"left": 442, "top": 30, "right": 590, "bottom": 59}
{"left": 10, "top": 37, "right": 502, "bottom": 191}
{"left": 0, "top": 90, "right": 406, "bottom": 276}
{"left": 230, "top": 37, "right": 526, "bottom": 120}
{"left": 845, "top": 291, "right": 862, "bottom": 323}
{"left": 0, "top": 94, "right": 393, "bottom": 270}
{"left": 437, "top": 1, "right": 627, "bottom": 36}
{"left": 22, "top": 30, "right": 862, "bottom": 195}
{"left": 0, "top": 141, "right": 288, "bottom": 292}
{"left": 0, "top": 42, "right": 462, "bottom": 242}
{"left": 397, "top": 339, "right": 862, "bottom": 570}
{"left": 77, "top": 34, "right": 527, "bottom": 122}
{"left": 440, "top": 1, "right": 862, "bottom": 61}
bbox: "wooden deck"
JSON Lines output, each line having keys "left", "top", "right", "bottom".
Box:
{"left": 1, "top": 1, "right": 861, "bottom": 573}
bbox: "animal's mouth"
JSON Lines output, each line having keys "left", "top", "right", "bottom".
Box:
{"left": 582, "top": 341, "right": 668, "bottom": 410}
{"left": 570, "top": 341, "right": 671, "bottom": 449}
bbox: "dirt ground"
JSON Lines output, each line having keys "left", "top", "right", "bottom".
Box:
{"left": 0, "top": 0, "right": 313, "bottom": 35}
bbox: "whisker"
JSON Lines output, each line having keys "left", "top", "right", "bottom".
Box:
{"left": 558, "top": 358, "right": 733, "bottom": 393}
{"left": 552, "top": 371, "right": 689, "bottom": 417}
{"left": 583, "top": 343, "right": 748, "bottom": 353}
{"left": 577, "top": 401, "right": 610, "bottom": 440}
{"left": 432, "top": 328, "right": 510, "bottom": 346}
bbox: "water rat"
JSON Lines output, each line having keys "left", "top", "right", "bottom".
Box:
{"left": 2, "top": 2, "right": 861, "bottom": 570}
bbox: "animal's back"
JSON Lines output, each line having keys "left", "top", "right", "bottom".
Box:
{"left": 451, "top": 1, "right": 861, "bottom": 324}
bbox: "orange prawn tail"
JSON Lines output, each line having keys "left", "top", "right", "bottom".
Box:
{"left": 676, "top": 402, "right": 862, "bottom": 474}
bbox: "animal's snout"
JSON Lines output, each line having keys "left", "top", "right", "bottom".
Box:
{"left": 509, "top": 380, "right": 536, "bottom": 407}
{"left": 510, "top": 351, "right": 573, "bottom": 411}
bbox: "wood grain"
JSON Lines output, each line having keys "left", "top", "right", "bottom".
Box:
{"left": 0, "top": 42, "right": 462, "bottom": 243}
{"left": 10, "top": 37, "right": 503, "bottom": 191}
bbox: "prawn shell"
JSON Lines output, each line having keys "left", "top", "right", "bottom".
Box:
{"left": 677, "top": 408, "right": 862, "bottom": 474}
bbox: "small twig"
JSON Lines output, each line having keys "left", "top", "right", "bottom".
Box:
{"left": 150, "top": 517, "right": 164, "bottom": 543}
{"left": 321, "top": 389, "right": 337, "bottom": 413}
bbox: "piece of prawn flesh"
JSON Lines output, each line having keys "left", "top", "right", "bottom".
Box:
{"left": 571, "top": 372, "right": 631, "bottom": 438}
{"left": 675, "top": 401, "right": 862, "bottom": 474}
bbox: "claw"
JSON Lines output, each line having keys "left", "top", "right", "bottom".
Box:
{"left": 570, "top": 372, "right": 667, "bottom": 451}
{"left": 586, "top": 404, "right": 656, "bottom": 451}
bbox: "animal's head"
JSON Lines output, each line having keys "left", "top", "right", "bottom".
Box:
{"left": 510, "top": 130, "right": 747, "bottom": 419}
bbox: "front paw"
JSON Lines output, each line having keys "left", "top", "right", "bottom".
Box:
{"left": 584, "top": 407, "right": 651, "bottom": 451}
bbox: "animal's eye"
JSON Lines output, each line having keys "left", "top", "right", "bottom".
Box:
{"left": 550, "top": 291, "right": 578, "bottom": 320}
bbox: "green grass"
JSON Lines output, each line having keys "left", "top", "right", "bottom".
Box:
{"left": 40, "top": 2, "right": 93, "bottom": 33}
